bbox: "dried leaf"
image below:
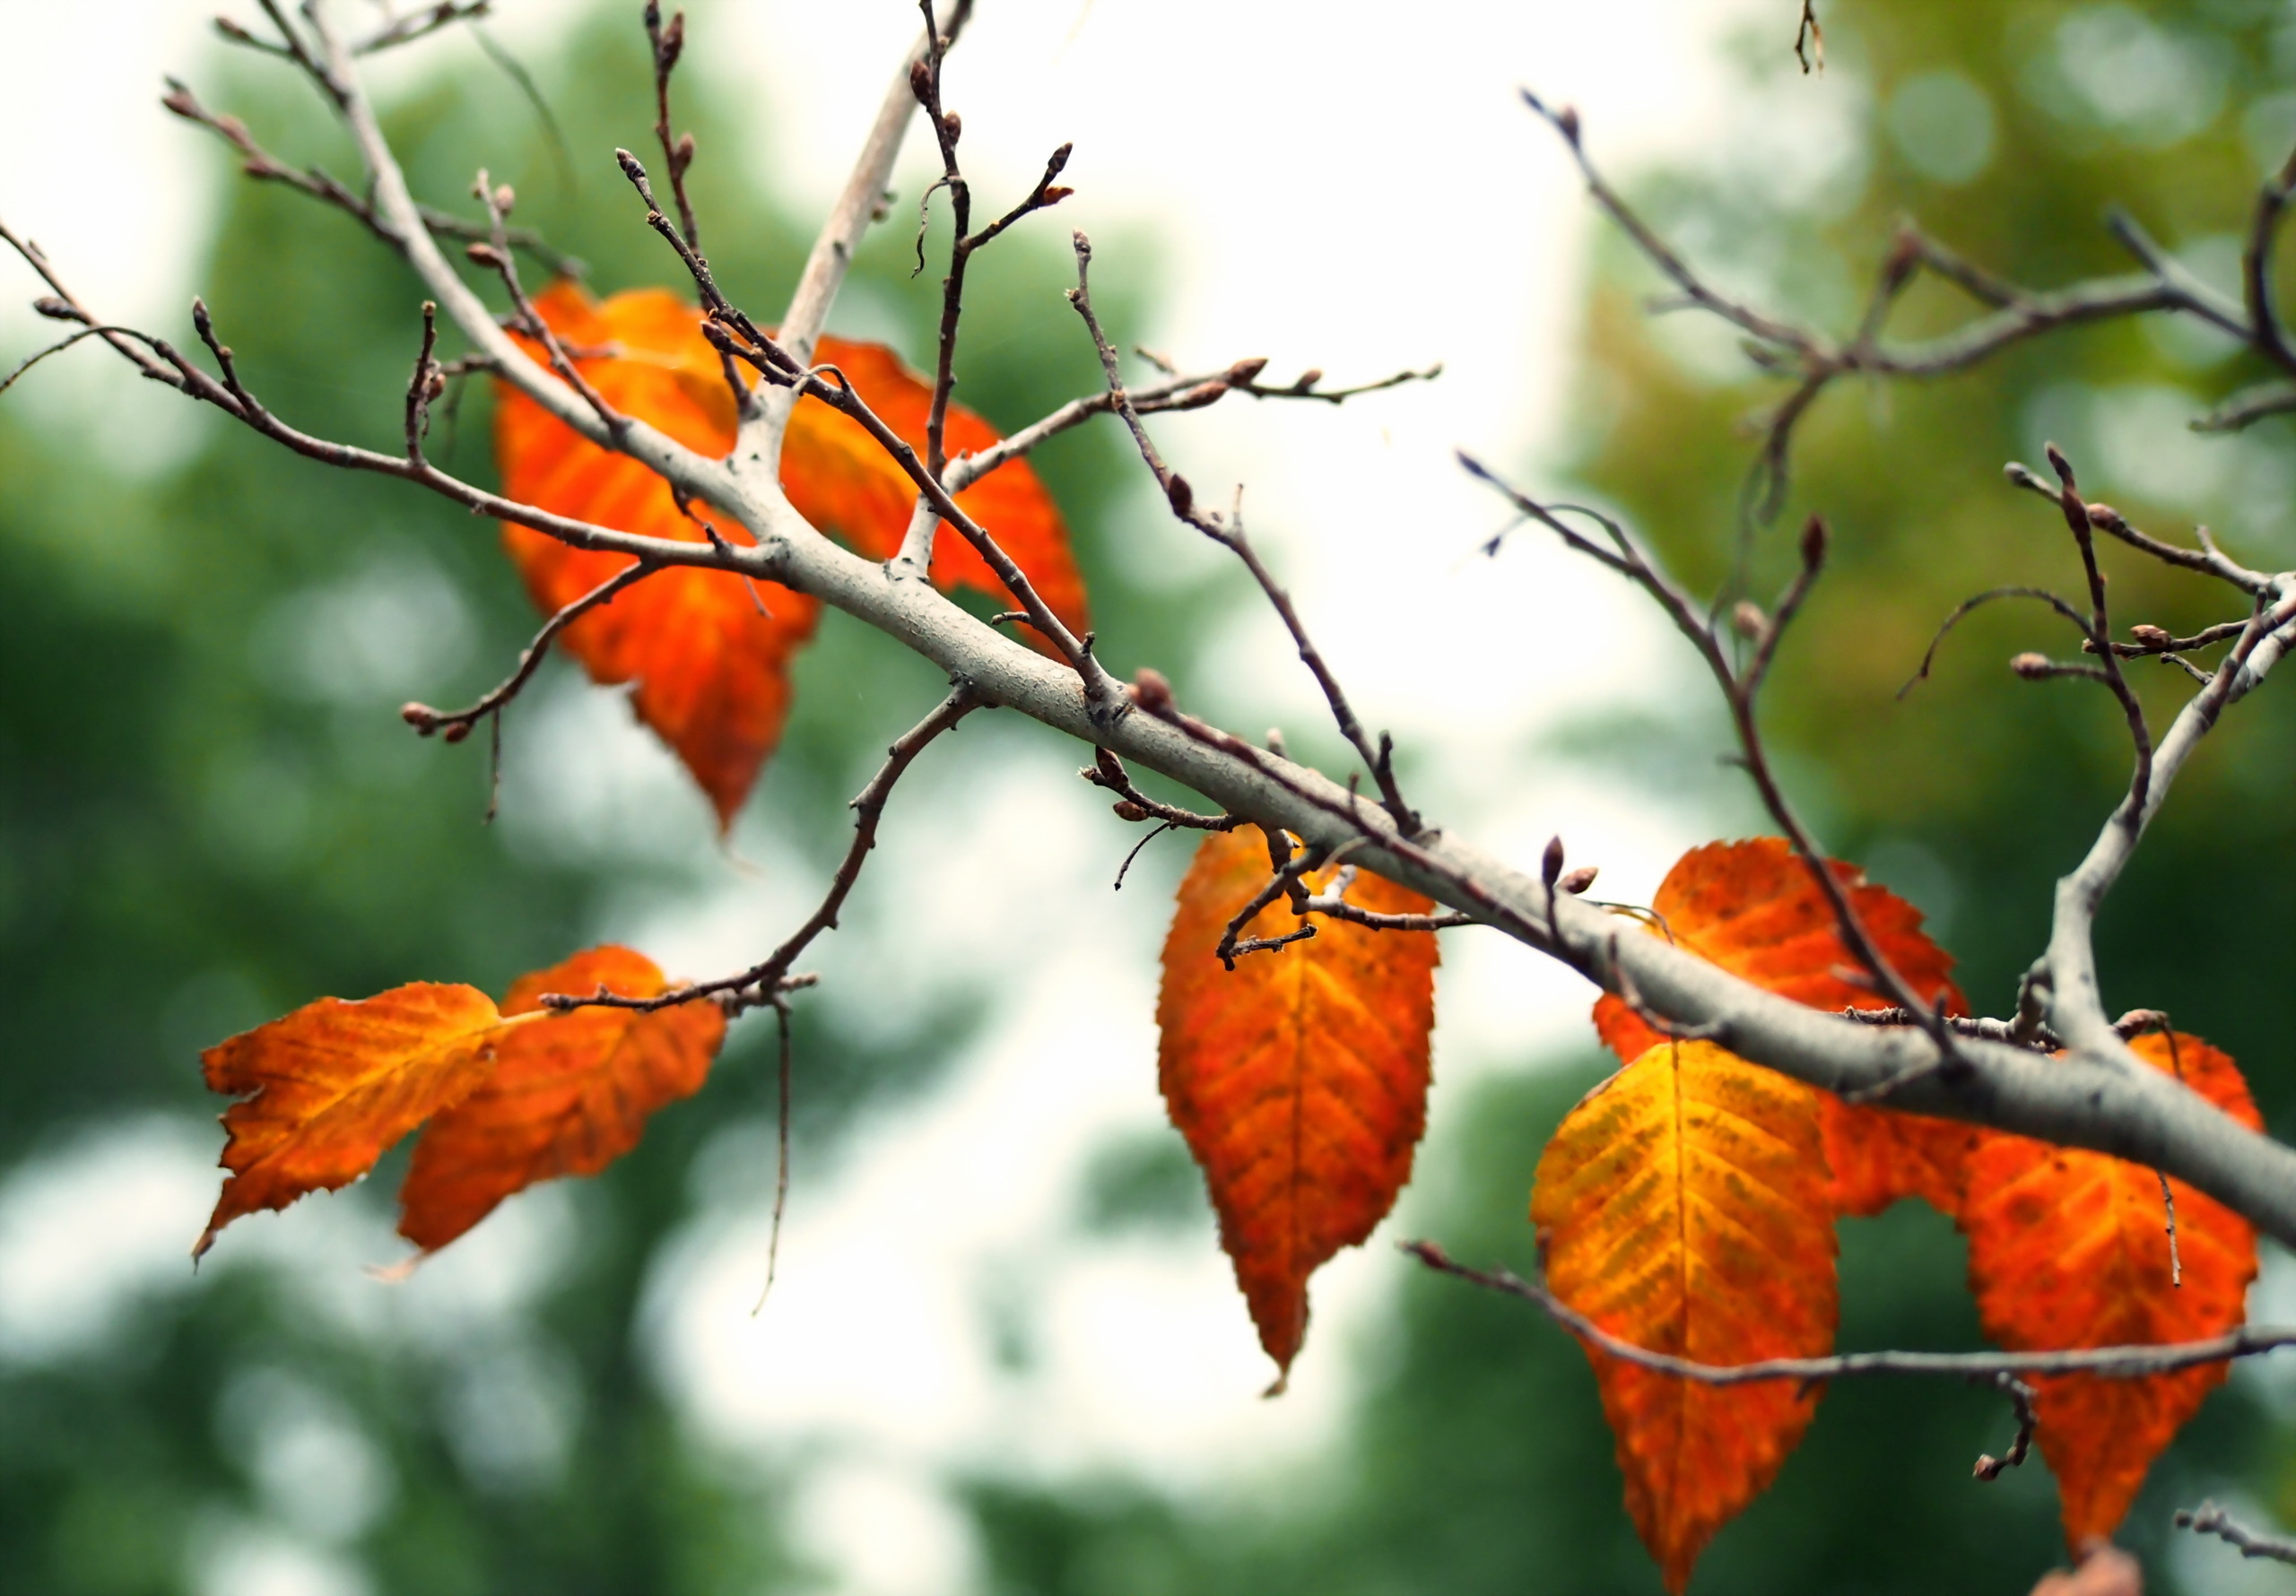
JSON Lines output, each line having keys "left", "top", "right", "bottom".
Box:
{"left": 1158, "top": 828, "right": 1439, "bottom": 1383}
{"left": 494, "top": 282, "right": 1088, "bottom": 824}
{"left": 1592, "top": 837, "right": 1972, "bottom": 1216}
{"left": 1533, "top": 1038, "right": 1838, "bottom": 1593}
{"left": 1962, "top": 1032, "right": 2259, "bottom": 1547}
{"left": 198, "top": 983, "right": 513, "bottom": 1258}
{"left": 397, "top": 946, "right": 726, "bottom": 1252}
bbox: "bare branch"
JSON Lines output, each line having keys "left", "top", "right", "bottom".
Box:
{"left": 2176, "top": 1501, "right": 2296, "bottom": 1565}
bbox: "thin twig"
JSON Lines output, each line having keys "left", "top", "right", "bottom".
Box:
{"left": 2176, "top": 1501, "right": 2296, "bottom": 1564}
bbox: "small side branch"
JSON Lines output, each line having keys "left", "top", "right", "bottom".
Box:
{"left": 544, "top": 685, "right": 983, "bottom": 1017}
{"left": 1070, "top": 232, "right": 1419, "bottom": 833}
{"left": 1404, "top": 1240, "right": 2296, "bottom": 1383}
{"left": 2176, "top": 1501, "right": 2296, "bottom": 1565}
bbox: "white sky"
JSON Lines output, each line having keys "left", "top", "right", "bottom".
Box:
{"left": 0, "top": 4, "right": 1787, "bottom": 1594}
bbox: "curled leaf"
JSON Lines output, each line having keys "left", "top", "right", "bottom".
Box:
{"left": 397, "top": 946, "right": 725, "bottom": 1253}
{"left": 198, "top": 983, "right": 512, "bottom": 1258}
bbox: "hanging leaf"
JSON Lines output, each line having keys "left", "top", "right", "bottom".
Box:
{"left": 197, "top": 983, "right": 515, "bottom": 1258}
{"left": 397, "top": 946, "right": 726, "bottom": 1253}
{"left": 494, "top": 282, "right": 1087, "bottom": 825}
{"left": 496, "top": 282, "right": 819, "bottom": 828}
{"left": 1158, "top": 827, "right": 1439, "bottom": 1384}
{"left": 1593, "top": 837, "right": 1973, "bottom": 1217}
{"left": 1533, "top": 1038, "right": 1838, "bottom": 1594}
{"left": 1961, "top": 1031, "right": 2259, "bottom": 1547}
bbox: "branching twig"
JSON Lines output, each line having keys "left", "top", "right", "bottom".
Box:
{"left": 2176, "top": 1501, "right": 2296, "bottom": 1565}
{"left": 544, "top": 685, "right": 982, "bottom": 1016}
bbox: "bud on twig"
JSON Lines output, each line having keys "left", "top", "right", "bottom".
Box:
{"left": 492, "top": 184, "right": 516, "bottom": 217}
{"left": 1167, "top": 474, "right": 1194, "bottom": 519}
{"left": 2044, "top": 441, "right": 2076, "bottom": 490}
{"left": 465, "top": 241, "right": 507, "bottom": 269}
{"left": 1112, "top": 800, "right": 1148, "bottom": 822}
{"left": 942, "top": 111, "right": 962, "bottom": 144}
{"left": 1130, "top": 668, "right": 1174, "bottom": 715}
{"left": 1731, "top": 601, "right": 1768, "bottom": 640}
{"left": 2011, "top": 653, "right": 2053, "bottom": 680}
{"left": 2130, "top": 625, "right": 2173, "bottom": 649}
{"left": 1800, "top": 514, "right": 1828, "bottom": 569}
{"left": 1559, "top": 865, "right": 1600, "bottom": 896}
{"left": 401, "top": 702, "right": 444, "bottom": 734}
{"left": 31, "top": 296, "right": 83, "bottom": 323}
{"left": 1542, "top": 835, "right": 1566, "bottom": 889}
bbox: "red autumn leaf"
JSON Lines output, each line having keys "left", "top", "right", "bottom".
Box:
{"left": 1593, "top": 837, "right": 1975, "bottom": 1218}
{"left": 1158, "top": 827, "right": 1439, "bottom": 1384}
{"left": 1533, "top": 1039, "right": 1839, "bottom": 1594}
{"left": 1961, "top": 1031, "right": 2259, "bottom": 1547}
{"left": 397, "top": 945, "right": 726, "bottom": 1253}
{"left": 197, "top": 983, "right": 514, "bottom": 1258}
{"left": 494, "top": 281, "right": 1088, "bottom": 825}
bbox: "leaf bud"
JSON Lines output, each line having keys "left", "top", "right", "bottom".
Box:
{"left": 442, "top": 721, "right": 474, "bottom": 744}
{"left": 909, "top": 59, "right": 933, "bottom": 102}
{"left": 1731, "top": 600, "right": 1768, "bottom": 639}
{"left": 1556, "top": 105, "right": 1581, "bottom": 144}
{"left": 2044, "top": 441, "right": 2076, "bottom": 489}
{"left": 1167, "top": 473, "right": 1194, "bottom": 519}
{"left": 674, "top": 133, "right": 696, "bottom": 172}
{"left": 1293, "top": 369, "right": 1324, "bottom": 392}
{"left": 1129, "top": 667, "right": 1175, "bottom": 715}
{"left": 1559, "top": 865, "right": 1600, "bottom": 896}
{"left": 492, "top": 183, "right": 516, "bottom": 217}
{"left": 1112, "top": 800, "right": 1149, "bottom": 821}
{"left": 2010, "top": 652, "right": 2053, "bottom": 680}
{"left": 1542, "top": 835, "right": 1565, "bottom": 889}
{"left": 400, "top": 702, "right": 443, "bottom": 734}
{"left": 1226, "top": 357, "right": 1270, "bottom": 386}
{"left": 2129, "top": 624, "right": 2172, "bottom": 648}
{"left": 1799, "top": 513, "right": 1828, "bottom": 569}
{"left": 30, "top": 296, "right": 82, "bottom": 323}
{"left": 942, "top": 111, "right": 962, "bottom": 144}
{"left": 465, "top": 241, "right": 507, "bottom": 269}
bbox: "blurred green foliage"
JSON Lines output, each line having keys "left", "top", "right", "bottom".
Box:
{"left": 11, "top": 4, "right": 2296, "bottom": 1595}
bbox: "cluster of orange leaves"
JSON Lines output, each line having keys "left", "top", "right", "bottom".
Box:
{"left": 199, "top": 282, "right": 1089, "bottom": 1253}
{"left": 196, "top": 282, "right": 2257, "bottom": 1593}
{"left": 1157, "top": 834, "right": 2255, "bottom": 1592}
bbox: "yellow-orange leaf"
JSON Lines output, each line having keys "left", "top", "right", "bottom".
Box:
{"left": 494, "top": 282, "right": 1088, "bottom": 825}
{"left": 1533, "top": 1039, "right": 1838, "bottom": 1594}
{"left": 397, "top": 946, "right": 726, "bottom": 1253}
{"left": 198, "top": 983, "right": 512, "bottom": 1258}
{"left": 1961, "top": 1032, "right": 2259, "bottom": 1547}
{"left": 1593, "top": 837, "right": 1973, "bottom": 1218}
{"left": 1158, "top": 828, "right": 1439, "bottom": 1383}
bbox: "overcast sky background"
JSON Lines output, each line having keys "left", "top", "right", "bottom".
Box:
{"left": 0, "top": 4, "right": 1794, "bottom": 1593}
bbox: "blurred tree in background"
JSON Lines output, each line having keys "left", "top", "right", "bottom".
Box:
{"left": 9, "top": 3, "right": 2296, "bottom": 1595}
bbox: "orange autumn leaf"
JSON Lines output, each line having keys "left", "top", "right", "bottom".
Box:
{"left": 494, "top": 282, "right": 1088, "bottom": 825}
{"left": 197, "top": 983, "right": 514, "bottom": 1258}
{"left": 398, "top": 945, "right": 726, "bottom": 1253}
{"left": 497, "top": 282, "right": 819, "bottom": 828}
{"left": 1158, "top": 827, "right": 1439, "bottom": 1383}
{"left": 1593, "top": 837, "right": 1974, "bottom": 1218}
{"left": 1532, "top": 1039, "right": 1838, "bottom": 1594}
{"left": 1961, "top": 1031, "right": 2259, "bottom": 1548}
